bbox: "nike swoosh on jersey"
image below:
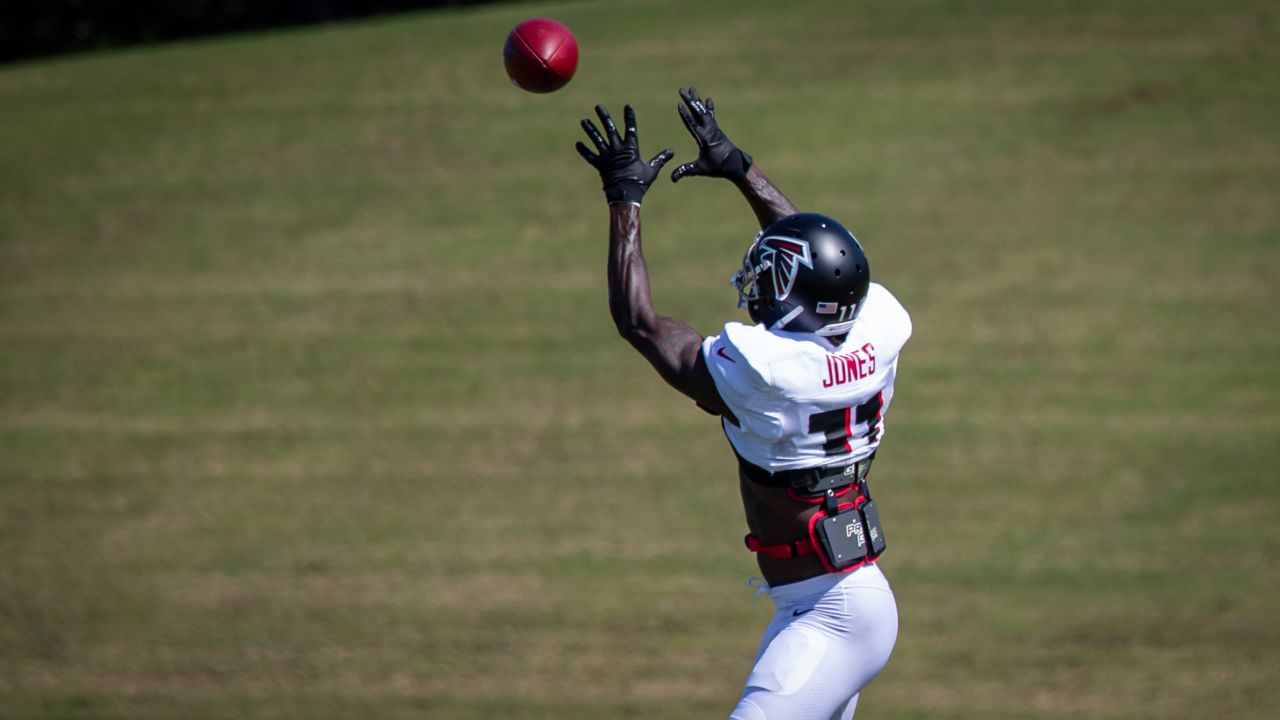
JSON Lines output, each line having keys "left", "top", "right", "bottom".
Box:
{"left": 716, "top": 346, "right": 736, "bottom": 363}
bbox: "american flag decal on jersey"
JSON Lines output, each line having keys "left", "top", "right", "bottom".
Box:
{"left": 758, "top": 235, "right": 813, "bottom": 302}
{"left": 815, "top": 301, "right": 838, "bottom": 314}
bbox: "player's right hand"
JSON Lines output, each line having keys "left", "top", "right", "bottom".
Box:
{"left": 576, "top": 104, "right": 674, "bottom": 205}
{"left": 670, "top": 87, "right": 753, "bottom": 184}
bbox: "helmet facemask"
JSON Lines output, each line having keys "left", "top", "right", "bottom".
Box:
{"left": 730, "top": 232, "right": 771, "bottom": 313}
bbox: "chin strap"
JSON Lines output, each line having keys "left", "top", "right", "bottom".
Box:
{"left": 769, "top": 305, "right": 805, "bottom": 331}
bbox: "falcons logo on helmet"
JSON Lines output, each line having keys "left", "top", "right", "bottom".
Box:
{"left": 758, "top": 235, "right": 813, "bottom": 302}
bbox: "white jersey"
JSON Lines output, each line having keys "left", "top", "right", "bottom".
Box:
{"left": 702, "top": 283, "right": 912, "bottom": 472}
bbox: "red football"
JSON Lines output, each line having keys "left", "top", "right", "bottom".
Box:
{"left": 503, "top": 18, "right": 578, "bottom": 93}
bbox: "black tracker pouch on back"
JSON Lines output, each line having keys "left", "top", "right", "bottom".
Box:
{"left": 859, "top": 498, "right": 887, "bottom": 557}
{"left": 738, "top": 453, "right": 887, "bottom": 571}
{"left": 812, "top": 483, "right": 887, "bottom": 571}
{"left": 814, "top": 502, "right": 870, "bottom": 569}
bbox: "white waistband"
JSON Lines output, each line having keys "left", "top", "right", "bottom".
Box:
{"left": 766, "top": 563, "right": 889, "bottom": 605}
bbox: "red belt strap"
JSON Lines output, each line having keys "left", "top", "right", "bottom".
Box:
{"left": 744, "top": 534, "right": 818, "bottom": 559}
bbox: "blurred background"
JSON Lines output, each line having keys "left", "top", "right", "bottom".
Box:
{"left": 2, "top": 0, "right": 1277, "bottom": 718}
{"left": 2, "top": 1, "right": 490, "bottom": 64}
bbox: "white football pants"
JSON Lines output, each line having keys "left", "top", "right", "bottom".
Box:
{"left": 730, "top": 564, "right": 898, "bottom": 720}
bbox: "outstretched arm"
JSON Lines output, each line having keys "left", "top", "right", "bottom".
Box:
{"left": 733, "top": 164, "right": 799, "bottom": 230}
{"left": 576, "top": 104, "right": 736, "bottom": 420}
{"left": 669, "top": 87, "right": 799, "bottom": 229}
{"left": 606, "top": 203, "right": 733, "bottom": 419}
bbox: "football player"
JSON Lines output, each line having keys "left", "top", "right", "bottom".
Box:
{"left": 575, "top": 88, "right": 911, "bottom": 720}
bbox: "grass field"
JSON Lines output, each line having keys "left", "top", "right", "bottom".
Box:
{"left": 2, "top": 0, "right": 1278, "bottom": 717}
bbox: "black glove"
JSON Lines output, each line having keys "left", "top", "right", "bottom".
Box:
{"left": 670, "top": 87, "right": 753, "bottom": 184}
{"left": 576, "top": 104, "right": 674, "bottom": 205}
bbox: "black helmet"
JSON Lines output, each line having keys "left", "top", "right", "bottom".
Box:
{"left": 730, "top": 212, "right": 870, "bottom": 336}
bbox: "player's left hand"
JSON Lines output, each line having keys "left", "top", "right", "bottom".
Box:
{"left": 576, "top": 104, "right": 674, "bottom": 205}
{"left": 670, "top": 87, "right": 753, "bottom": 184}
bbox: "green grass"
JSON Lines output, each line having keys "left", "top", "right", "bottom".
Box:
{"left": 2, "top": 0, "right": 1278, "bottom": 717}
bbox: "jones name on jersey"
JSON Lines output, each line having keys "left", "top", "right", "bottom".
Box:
{"left": 702, "top": 283, "right": 912, "bottom": 473}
